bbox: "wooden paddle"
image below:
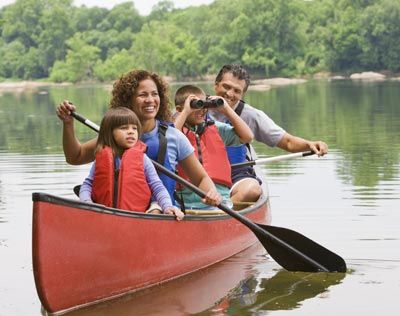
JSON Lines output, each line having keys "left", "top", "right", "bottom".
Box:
{"left": 231, "top": 151, "right": 315, "bottom": 169}
{"left": 69, "top": 111, "right": 347, "bottom": 273}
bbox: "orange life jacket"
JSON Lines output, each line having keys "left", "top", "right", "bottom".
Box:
{"left": 178, "top": 123, "right": 232, "bottom": 187}
{"left": 92, "top": 142, "right": 151, "bottom": 211}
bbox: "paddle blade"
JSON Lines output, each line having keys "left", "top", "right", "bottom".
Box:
{"left": 255, "top": 224, "right": 347, "bottom": 273}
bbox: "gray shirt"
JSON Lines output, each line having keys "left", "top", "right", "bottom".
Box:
{"left": 210, "top": 102, "right": 285, "bottom": 147}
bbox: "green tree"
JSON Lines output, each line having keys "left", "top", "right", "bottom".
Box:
{"left": 50, "top": 33, "right": 100, "bottom": 82}
{"left": 2, "top": 0, "right": 400, "bottom": 81}
{"left": 93, "top": 49, "right": 137, "bottom": 81}
{"left": 360, "top": 0, "right": 400, "bottom": 71}
{"left": 0, "top": 0, "right": 73, "bottom": 78}
{"left": 240, "top": 0, "right": 306, "bottom": 76}
{"left": 131, "top": 20, "right": 202, "bottom": 78}
{"left": 147, "top": 0, "right": 175, "bottom": 21}
{"left": 176, "top": 0, "right": 306, "bottom": 76}
{"left": 21, "top": 47, "right": 43, "bottom": 79}
{"left": 318, "top": 0, "right": 376, "bottom": 72}
{"left": 72, "top": 6, "right": 108, "bottom": 32}
{"left": 0, "top": 40, "right": 26, "bottom": 78}
{"left": 37, "top": 1, "right": 73, "bottom": 76}
{"left": 97, "top": 2, "right": 142, "bottom": 33}
{"left": 83, "top": 29, "right": 134, "bottom": 60}
{"left": 1, "top": 0, "right": 44, "bottom": 47}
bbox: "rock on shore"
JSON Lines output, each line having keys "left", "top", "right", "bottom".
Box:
{"left": 249, "top": 77, "right": 307, "bottom": 90}
{"left": 350, "top": 71, "right": 386, "bottom": 80}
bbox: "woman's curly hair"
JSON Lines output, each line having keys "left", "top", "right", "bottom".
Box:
{"left": 109, "top": 69, "right": 172, "bottom": 122}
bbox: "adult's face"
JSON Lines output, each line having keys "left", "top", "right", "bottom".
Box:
{"left": 214, "top": 72, "right": 246, "bottom": 108}
{"left": 131, "top": 79, "right": 160, "bottom": 123}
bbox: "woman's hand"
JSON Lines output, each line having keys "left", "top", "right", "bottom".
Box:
{"left": 56, "top": 100, "right": 76, "bottom": 123}
{"left": 202, "top": 188, "right": 222, "bottom": 206}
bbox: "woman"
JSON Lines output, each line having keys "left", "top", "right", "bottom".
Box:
{"left": 57, "top": 69, "right": 221, "bottom": 207}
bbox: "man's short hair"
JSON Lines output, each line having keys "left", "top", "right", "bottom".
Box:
{"left": 215, "top": 64, "right": 251, "bottom": 92}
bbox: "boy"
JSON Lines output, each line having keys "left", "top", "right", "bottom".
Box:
{"left": 173, "top": 85, "right": 254, "bottom": 209}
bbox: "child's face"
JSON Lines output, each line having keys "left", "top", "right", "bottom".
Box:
{"left": 185, "top": 93, "right": 207, "bottom": 127}
{"left": 186, "top": 108, "right": 207, "bottom": 126}
{"left": 113, "top": 124, "right": 138, "bottom": 149}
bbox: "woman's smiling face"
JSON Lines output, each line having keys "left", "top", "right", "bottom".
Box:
{"left": 131, "top": 79, "right": 160, "bottom": 122}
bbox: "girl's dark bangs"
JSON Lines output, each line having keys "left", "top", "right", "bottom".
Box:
{"left": 112, "top": 112, "right": 137, "bottom": 127}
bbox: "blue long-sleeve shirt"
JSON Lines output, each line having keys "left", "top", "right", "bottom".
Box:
{"left": 79, "top": 155, "right": 174, "bottom": 212}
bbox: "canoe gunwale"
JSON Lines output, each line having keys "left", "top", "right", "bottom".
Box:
{"left": 32, "top": 191, "right": 269, "bottom": 221}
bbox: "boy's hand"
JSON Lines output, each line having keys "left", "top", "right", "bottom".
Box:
{"left": 182, "top": 94, "right": 200, "bottom": 114}
{"left": 207, "top": 95, "right": 230, "bottom": 115}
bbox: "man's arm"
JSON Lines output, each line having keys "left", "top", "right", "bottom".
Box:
{"left": 241, "top": 104, "right": 327, "bottom": 156}
{"left": 277, "top": 132, "right": 328, "bottom": 156}
{"left": 240, "top": 105, "right": 286, "bottom": 147}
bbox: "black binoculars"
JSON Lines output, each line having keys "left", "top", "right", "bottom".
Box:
{"left": 190, "top": 97, "right": 224, "bottom": 109}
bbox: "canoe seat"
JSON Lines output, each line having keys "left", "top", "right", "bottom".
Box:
{"left": 185, "top": 209, "right": 226, "bottom": 216}
{"left": 233, "top": 201, "right": 255, "bottom": 211}
{"left": 185, "top": 201, "right": 255, "bottom": 215}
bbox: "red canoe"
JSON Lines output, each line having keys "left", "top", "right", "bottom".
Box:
{"left": 32, "top": 190, "right": 270, "bottom": 315}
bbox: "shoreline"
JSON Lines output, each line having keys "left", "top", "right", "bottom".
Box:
{"left": 1, "top": 71, "right": 399, "bottom": 91}
{"left": 0, "top": 81, "right": 72, "bottom": 90}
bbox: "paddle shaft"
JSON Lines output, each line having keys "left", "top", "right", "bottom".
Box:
{"left": 69, "top": 111, "right": 330, "bottom": 272}
{"left": 71, "top": 111, "right": 100, "bottom": 132}
{"left": 231, "top": 151, "right": 315, "bottom": 169}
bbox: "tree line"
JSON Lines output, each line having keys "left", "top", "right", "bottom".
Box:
{"left": 1, "top": 0, "right": 399, "bottom": 82}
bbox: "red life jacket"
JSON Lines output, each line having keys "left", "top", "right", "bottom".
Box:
{"left": 92, "top": 142, "right": 151, "bottom": 212}
{"left": 178, "top": 123, "right": 232, "bottom": 187}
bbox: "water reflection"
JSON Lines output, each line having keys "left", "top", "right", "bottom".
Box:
{"left": 61, "top": 244, "right": 264, "bottom": 316}
{"left": 60, "top": 244, "right": 345, "bottom": 316}
{"left": 230, "top": 271, "right": 345, "bottom": 313}
{"left": 0, "top": 180, "right": 5, "bottom": 223}
{"left": 0, "top": 86, "right": 108, "bottom": 153}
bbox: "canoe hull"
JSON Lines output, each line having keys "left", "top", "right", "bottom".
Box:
{"left": 32, "top": 193, "right": 270, "bottom": 314}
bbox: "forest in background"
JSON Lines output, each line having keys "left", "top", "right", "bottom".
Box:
{"left": 1, "top": 0, "right": 400, "bottom": 82}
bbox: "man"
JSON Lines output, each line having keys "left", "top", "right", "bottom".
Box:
{"left": 211, "top": 64, "right": 328, "bottom": 203}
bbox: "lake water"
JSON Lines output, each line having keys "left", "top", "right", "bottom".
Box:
{"left": 0, "top": 79, "right": 399, "bottom": 315}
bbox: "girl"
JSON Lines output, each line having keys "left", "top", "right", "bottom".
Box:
{"left": 79, "top": 107, "right": 184, "bottom": 220}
